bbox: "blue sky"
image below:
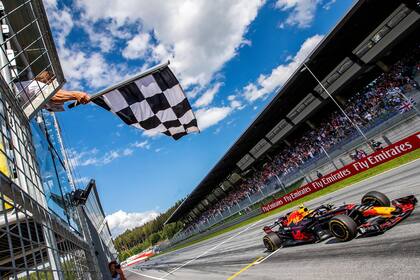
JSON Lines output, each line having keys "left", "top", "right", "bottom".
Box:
{"left": 44, "top": 0, "right": 354, "bottom": 235}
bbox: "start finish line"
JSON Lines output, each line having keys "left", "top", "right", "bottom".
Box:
{"left": 261, "top": 132, "right": 420, "bottom": 213}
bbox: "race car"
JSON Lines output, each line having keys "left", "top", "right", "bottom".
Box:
{"left": 262, "top": 191, "right": 417, "bottom": 252}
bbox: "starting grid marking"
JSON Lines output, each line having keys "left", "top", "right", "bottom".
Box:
{"left": 254, "top": 247, "right": 282, "bottom": 265}
{"left": 225, "top": 247, "right": 283, "bottom": 280}
{"left": 226, "top": 256, "right": 264, "bottom": 280}
{"left": 161, "top": 220, "right": 262, "bottom": 278}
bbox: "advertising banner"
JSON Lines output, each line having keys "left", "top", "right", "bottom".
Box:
{"left": 261, "top": 132, "right": 420, "bottom": 213}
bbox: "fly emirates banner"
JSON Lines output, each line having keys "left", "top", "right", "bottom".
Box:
{"left": 261, "top": 132, "right": 420, "bottom": 213}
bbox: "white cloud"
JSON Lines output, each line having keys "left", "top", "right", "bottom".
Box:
{"left": 276, "top": 0, "right": 319, "bottom": 28}
{"left": 44, "top": 0, "right": 74, "bottom": 48}
{"left": 195, "top": 106, "right": 232, "bottom": 130}
{"left": 193, "top": 82, "right": 223, "bottom": 108}
{"left": 227, "top": 94, "right": 245, "bottom": 110}
{"left": 45, "top": 1, "right": 131, "bottom": 90}
{"left": 67, "top": 147, "right": 135, "bottom": 167}
{"left": 142, "top": 129, "right": 162, "bottom": 138}
{"left": 122, "top": 32, "right": 151, "bottom": 59}
{"left": 76, "top": 0, "right": 266, "bottom": 87}
{"left": 80, "top": 22, "right": 115, "bottom": 52}
{"left": 59, "top": 50, "right": 129, "bottom": 89}
{"left": 106, "top": 210, "right": 159, "bottom": 236}
{"left": 186, "top": 87, "right": 201, "bottom": 99}
{"left": 131, "top": 140, "right": 150, "bottom": 149}
{"left": 122, "top": 148, "right": 134, "bottom": 156}
{"left": 100, "top": 149, "right": 133, "bottom": 164}
{"left": 230, "top": 99, "right": 244, "bottom": 110}
{"left": 243, "top": 34, "right": 323, "bottom": 102}
{"left": 322, "top": 0, "right": 336, "bottom": 10}
{"left": 44, "top": 0, "right": 58, "bottom": 6}
{"left": 67, "top": 148, "right": 99, "bottom": 167}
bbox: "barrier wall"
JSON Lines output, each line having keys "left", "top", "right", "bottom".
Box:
{"left": 261, "top": 131, "right": 420, "bottom": 213}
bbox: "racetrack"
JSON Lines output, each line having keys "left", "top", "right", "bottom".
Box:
{"left": 125, "top": 159, "right": 420, "bottom": 280}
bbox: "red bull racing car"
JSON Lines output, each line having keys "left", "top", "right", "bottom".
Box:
{"left": 262, "top": 191, "right": 417, "bottom": 252}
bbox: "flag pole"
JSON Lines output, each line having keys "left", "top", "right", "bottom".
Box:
{"left": 302, "top": 62, "right": 373, "bottom": 150}
{"left": 68, "top": 60, "right": 170, "bottom": 109}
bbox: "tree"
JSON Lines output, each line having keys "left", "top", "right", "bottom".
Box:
{"left": 148, "top": 232, "right": 161, "bottom": 245}
{"left": 115, "top": 199, "right": 185, "bottom": 260}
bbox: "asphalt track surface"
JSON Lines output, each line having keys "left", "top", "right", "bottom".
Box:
{"left": 125, "top": 159, "right": 420, "bottom": 280}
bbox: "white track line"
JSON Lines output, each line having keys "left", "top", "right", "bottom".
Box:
{"left": 162, "top": 220, "right": 262, "bottom": 278}
{"left": 255, "top": 248, "right": 282, "bottom": 265}
{"left": 127, "top": 269, "right": 165, "bottom": 280}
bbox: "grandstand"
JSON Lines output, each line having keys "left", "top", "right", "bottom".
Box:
{"left": 165, "top": 0, "right": 420, "bottom": 241}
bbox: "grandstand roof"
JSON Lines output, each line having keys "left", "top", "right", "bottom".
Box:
{"left": 166, "top": 0, "right": 420, "bottom": 224}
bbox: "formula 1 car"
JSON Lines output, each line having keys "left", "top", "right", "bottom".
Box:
{"left": 262, "top": 191, "right": 417, "bottom": 252}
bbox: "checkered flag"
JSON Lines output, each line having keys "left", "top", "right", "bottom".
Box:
{"left": 91, "top": 63, "right": 199, "bottom": 140}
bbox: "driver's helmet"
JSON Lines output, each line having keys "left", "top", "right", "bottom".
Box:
{"left": 286, "top": 205, "right": 312, "bottom": 225}
{"left": 298, "top": 204, "right": 309, "bottom": 212}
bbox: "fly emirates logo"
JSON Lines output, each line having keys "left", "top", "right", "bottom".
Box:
{"left": 311, "top": 169, "right": 352, "bottom": 189}
{"left": 353, "top": 142, "right": 413, "bottom": 171}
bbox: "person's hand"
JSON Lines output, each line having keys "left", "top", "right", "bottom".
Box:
{"left": 116, "top": 268, "right": 126, "bottom": 280}
{"left": 73, "top": 92, "right": 91, "bottom": 104}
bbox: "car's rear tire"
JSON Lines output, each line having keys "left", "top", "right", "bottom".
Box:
{"left": 361, "top": 191, "right": 390, "bottom": 207}
{"left": 263, "top": 232, "right": 282, "bottom": 252}
{"left": 329, "top": 215, "right": 358, "bottom": 241}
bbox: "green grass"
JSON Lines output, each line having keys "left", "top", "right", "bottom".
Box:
{"left": 159, "top": 148, "right": 420, "bottom": 255}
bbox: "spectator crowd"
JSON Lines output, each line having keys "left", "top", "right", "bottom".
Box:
{"left": 185, "top": 45, "right": 420, "bottom": 231}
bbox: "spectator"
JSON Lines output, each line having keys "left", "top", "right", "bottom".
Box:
{"left": 16, "top": 70, "right": 90, "bottom": 111}
{"left": 350, "top": 151, "right": 358, "bottom": 161}
{"left": 109, "top": 261, "right": 126, "bottom": 280}
{"left": 356, "top": 149, "right": 367, "bottom": 159}
{"left": 371, "top": 139, "right": 383, "bottom": 151}
{"left": 316, "top": 171, "right": 323, "bottom": 179}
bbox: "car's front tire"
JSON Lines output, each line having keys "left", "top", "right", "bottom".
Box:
{"left": 263, "top": 232, "right": 282, "bottom": 252}
{"left": 361, "top": 191, "right": 390, "bottom": 207}
{"left": 329, "top": 215, "right": 358, "bottom": 241}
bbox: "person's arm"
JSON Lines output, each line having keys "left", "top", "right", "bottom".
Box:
{"left": 49, "top": 89, "right": 90, "bottom": 104}
{"left": 117, "top": 269, "right": 126, "bottom": 280}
